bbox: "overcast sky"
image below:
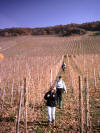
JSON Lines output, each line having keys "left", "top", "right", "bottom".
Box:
{"left": 0, "top": 0, "right": 100, "bottom": 29}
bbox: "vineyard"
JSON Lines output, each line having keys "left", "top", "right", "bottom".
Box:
{"left": 0, "top": 35, "right": 100, "bottom": 132}
{"left": 67, "top": 54, "right": 100, "bottom": 133}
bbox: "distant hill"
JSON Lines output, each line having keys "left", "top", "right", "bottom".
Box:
{"left": 0, "top": 21, "right": 100, "bottom": 37}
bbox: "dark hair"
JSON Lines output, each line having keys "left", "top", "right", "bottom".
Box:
{"left": 59, "top": 76, "right": 62, "bottom": 79}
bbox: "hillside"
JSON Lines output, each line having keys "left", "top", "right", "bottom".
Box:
{"left": 0, "top": 34, "right": 100, "bottom": 132}
{"left": 0, "top": 35, "right": 100, "bottom": 58}
{"left": 0, "top": 21, "right": 100, "bottom": 37}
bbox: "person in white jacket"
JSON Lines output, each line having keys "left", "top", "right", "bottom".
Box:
{"left": 56, "top": 76, "right": 67, "bottom": 109}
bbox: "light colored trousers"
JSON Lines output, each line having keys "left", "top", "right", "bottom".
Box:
{"left": 47, "top": 106, "right": 56, "bottom": 122}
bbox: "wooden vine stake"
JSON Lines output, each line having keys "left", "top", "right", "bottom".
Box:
{"left": 2, "top": 88, "right": 5, "bottom": 112}
{"left": 91, "top": 55, "right": 94, "bottom": 73}
{"left": 0, "top": 88, "right": 1, "bottom": 98}
{"left": 84, "top": 73, "right": 89, "bottom": 133}
{"left": 81, "top": 76, "right": 84, "bottom": 133}
{"left": 50, "top": 69, "right": 52, "bottom": 87}
{"left": 86, "top": 72, "right": 90, "bottom": 131}
{"left": 11, "top": 79, "right": 14, "bottom": 106}
{"left": 78, "top": 76, "right": 83, "bottom": 133}
{"left": 98, "top": 65, "right": 100, "bottom": 79}
{"left": 16, "top": 82, "right": 23, "bottom": 133}
{"left": 93, "top": 68, "right": 96, "bottom": 91}
{"left": 71, "top": 68, "right": 74, "bottom": 93}
{"left": 84, "top": 58, "right": 86, "bottom": 73}
{"left": 24, "top": 78, "right": 28, "bottom": 133}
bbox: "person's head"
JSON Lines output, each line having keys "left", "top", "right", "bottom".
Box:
{"left": 58, "top": 76, "right": 62, "bottom": 80}
{"left": 50, "top": 87, "right": 56, "bottom": 92}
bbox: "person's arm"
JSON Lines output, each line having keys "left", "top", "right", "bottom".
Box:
{"left": 55, "top": 93, "right": 58, "bottom": 100}
{"left": 63, "top": 81, "right": 67, "bottom": 93}
{"left": 56, "top": 81, "right": 58, "bottom": 88}
{"left": 52, "top": 93, "right": 57, "bottom": 100}
{"left": 44, "top": 92, "right": 50, "bottom": 100}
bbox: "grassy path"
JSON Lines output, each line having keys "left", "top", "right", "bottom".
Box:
{"left": 31, "top": 59, "right": 80, "bottom": 133}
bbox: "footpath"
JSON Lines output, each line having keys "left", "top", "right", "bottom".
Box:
{"left": 31, "top": 58, "right": 80, "bottom": 133}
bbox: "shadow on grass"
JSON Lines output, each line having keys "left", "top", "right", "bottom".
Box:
{"left": 0, "top": 116, "right": 15, "bottom": 122}
{"left": 27, "top": 120, "right": 49, "bottom": 127}
{"left": 31, "top": 120, "right": 58, "bottom": 129}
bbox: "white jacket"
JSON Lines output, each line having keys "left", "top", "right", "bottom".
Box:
{"left": 56, "top": 79, "right": 67, "bottom": 92}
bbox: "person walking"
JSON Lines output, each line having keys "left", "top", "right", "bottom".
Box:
{"left": 44, "top": 87, "right": 57, "bottom": 125}
{"left": 62, "top": 61, "right": 66, "bottom": 72}
{"left": 56, "top": 76, "right": 67, "bottom": 109}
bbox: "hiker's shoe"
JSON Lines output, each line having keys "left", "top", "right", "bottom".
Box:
{"left": 52, "top": 120, "right": 55, "bottom": 126}
{"left": 52, "top": 120, "right": 55, "bottom": 123}
{"left": 48, "top": 121, "right": 51, "bottom": 125}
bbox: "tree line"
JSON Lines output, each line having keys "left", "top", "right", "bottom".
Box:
{"left": 0, "top": 21, "right": 100, "bottom": 37}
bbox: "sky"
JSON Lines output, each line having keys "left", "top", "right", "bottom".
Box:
{"left": 0, "top": 0, "right": 100, "bottom": 29}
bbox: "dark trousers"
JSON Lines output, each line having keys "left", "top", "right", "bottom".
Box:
{"left": 56, "top": 88, "right": 63, "bottom": 108}
{"left": 62, "top": 67, "right": 65, "bottom": 71}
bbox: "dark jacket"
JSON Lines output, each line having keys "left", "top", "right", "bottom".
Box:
{"left": 44, "top": 91, "right": 57, "bottom": 107}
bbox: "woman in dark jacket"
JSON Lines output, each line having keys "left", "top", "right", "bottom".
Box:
{"left": 44, "top": 87, "right": 57, "bottom": 125}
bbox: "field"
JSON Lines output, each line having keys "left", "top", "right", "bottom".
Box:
{"left": 0, "top": 34, "right": 100, "bottom": 132}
